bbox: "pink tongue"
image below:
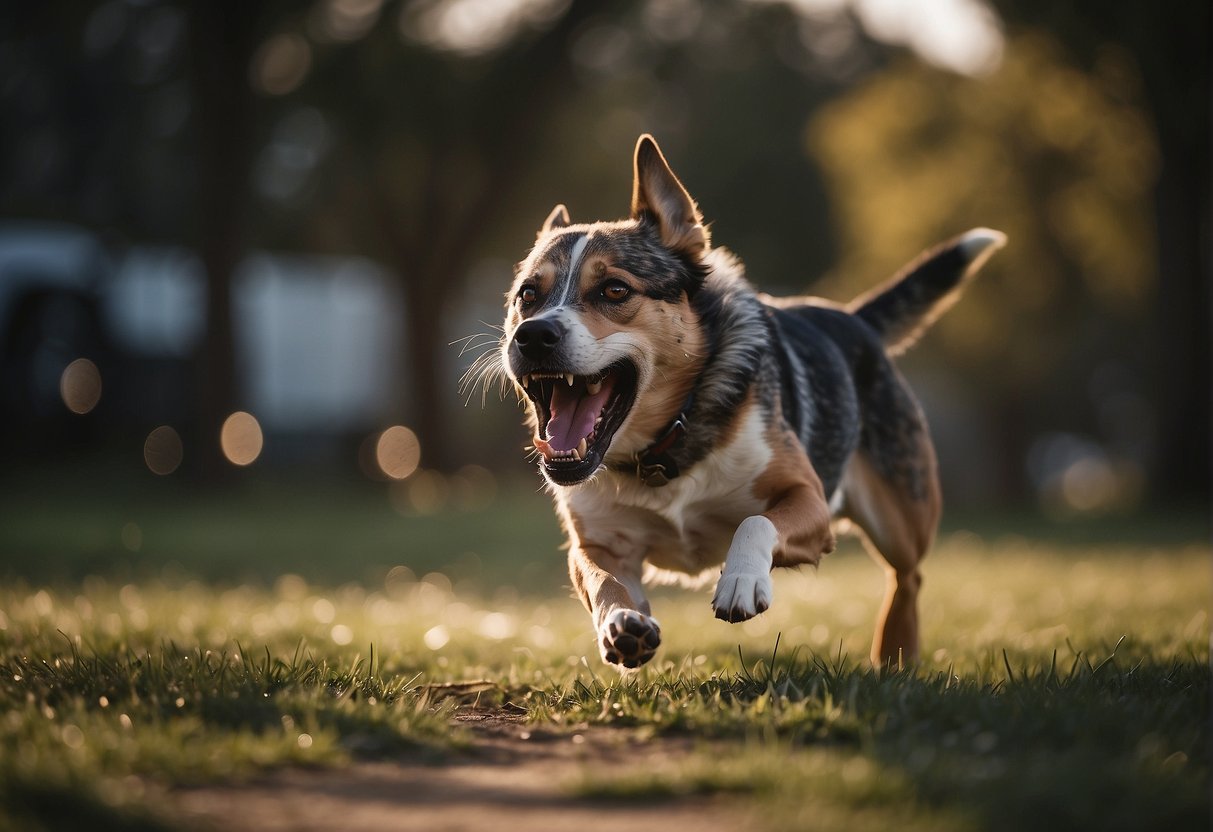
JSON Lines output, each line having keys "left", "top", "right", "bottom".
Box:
{"left": 546, "top": 376, "right": 615, "bottom": 452}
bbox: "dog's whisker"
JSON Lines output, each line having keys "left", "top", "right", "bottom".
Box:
{"left": 456, "top": 349, "right": 509, "bottom": 407}
{"left": 455, "top": 337, "right": 504, "bottom": 359}
{"left": 458, "top": 351, "right": 509, "bottom": 406}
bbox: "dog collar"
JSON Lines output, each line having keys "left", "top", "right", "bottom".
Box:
{"left": 632, "top": 390, "right": 695, "bottom": 487}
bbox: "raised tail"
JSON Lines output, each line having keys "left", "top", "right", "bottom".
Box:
{"left": 848, "top": 228, "right": 1006, "bottom": 355}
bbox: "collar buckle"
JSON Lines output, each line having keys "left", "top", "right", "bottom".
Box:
{"left": 635, "top": 413, "right": 688, "bottom": 487}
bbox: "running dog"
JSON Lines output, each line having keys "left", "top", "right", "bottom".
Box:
{"left": 497, "top": 135, "right": 1004, "bottom": 669}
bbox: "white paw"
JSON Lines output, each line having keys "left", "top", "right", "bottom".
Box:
{"left": 712, "top": 571, "right": 773, "bottom": 623}
{"left": 598, "top": 609, "right": 661, "bottom": 668}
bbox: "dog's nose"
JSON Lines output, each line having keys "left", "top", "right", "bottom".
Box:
{"left": 513, "top": 318, "right": 564, "bottom": 362}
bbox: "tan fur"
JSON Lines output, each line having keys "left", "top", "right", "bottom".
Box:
{"left": 751, "top": 421, "right": 837, "bottom": 569}
{"left": 610, "top": 303, "right": 705, "bottom": 451}
{"left": 632, "top": 137, "right": 709, "bottom": 258}
{"left": 568, "top": 540, "right": 650, "bottom": 631}
{"left": 837, "top": 447, "right": 942, "bottom": 668}
{"left": 540, "top": 204, "right": 571, "bottom": 235}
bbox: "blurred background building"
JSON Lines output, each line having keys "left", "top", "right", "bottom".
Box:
{"left": 0, "top": 0, "right": 1207, "bottom": 518}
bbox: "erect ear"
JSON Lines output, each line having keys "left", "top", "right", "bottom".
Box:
{"left": 539, "top": 204, "right": 571, "bottom": 237}
{"left": 630, "top": 134, "right": 709, "bottom": 258}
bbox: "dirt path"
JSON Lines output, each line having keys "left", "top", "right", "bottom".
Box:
{"left": 174, "top": 714, "right": 750, "bottom": 831}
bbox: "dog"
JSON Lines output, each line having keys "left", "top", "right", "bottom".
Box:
{"left": 496, "top": 134, "right": 1004, "bottom": 669}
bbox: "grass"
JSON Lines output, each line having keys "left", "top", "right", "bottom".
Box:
{"left": 0, "top": 467, "right": 1208, "bottom": 830}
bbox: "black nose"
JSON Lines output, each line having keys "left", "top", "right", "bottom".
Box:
{"left": 513, "top": 318, "right": 564, "bottom": 362}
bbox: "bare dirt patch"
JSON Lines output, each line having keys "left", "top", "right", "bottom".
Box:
{"left": 174, "top": 712, "right": 750, "bottom": 832}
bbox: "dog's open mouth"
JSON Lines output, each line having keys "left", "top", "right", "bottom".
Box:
{"left": 521, "top": 361, "right": 637, "bottom": 485}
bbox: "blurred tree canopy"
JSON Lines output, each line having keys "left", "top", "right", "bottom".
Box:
{"left": 983, "top": 0, "right": 1210, "bottom": 503}
{"left": 0, "top": 0, "right": 1206, "bottom": 506}
{"left": 808, "top": 34, "right": 1163, "bottom": 494}
{"left": 808, "top": 3, "right": 1208, "bottom": 502}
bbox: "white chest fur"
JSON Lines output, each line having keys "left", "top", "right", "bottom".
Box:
{"left": 562, "top": 406, "right": 772, "bottom": 583}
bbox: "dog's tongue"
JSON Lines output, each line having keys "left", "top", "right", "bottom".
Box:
{"left": 545, "top": 376, "right": 615, "bottom": 452}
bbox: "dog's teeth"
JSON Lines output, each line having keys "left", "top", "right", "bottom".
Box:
{"left": 585, "top": 379, "right": 602, "bottom": 395}
{"left": 575, "top": 438, "right": 587, "bottom": 460}
{"left": 565, "top": 373, "right": 575, "bottom": 387}
{"left": 521, "top": 374, "right": 531, "bottom": 387}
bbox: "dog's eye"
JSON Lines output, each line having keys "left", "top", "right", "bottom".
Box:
{"left": 601, "top": 281, "right": 631, "bottom": 303}
{"left": 518, "top": 286, "right": 538, "bottom": 306}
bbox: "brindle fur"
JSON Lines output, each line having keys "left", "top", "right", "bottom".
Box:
{"left": 499, "top": 135, "right": 1005, "bottom": 669}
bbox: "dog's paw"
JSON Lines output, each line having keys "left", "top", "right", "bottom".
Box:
{"left": 599, "top": 609, "right": 661, "bottom": 669}
{"left": 711, "top": 571, "right": 773, "bottom": 623}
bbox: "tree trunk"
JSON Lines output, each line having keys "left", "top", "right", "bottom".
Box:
{"left": 402, "top": 278, "right": 454, "bottom": 471}
{"left": 1145, "top": 115, "right": 1211, "bottom": 503}
{"left": 1137, "top": 8, "right": 1211, "bottom": 503}
{"left": 188, "top": 0, "right": 255, "bottom": 480}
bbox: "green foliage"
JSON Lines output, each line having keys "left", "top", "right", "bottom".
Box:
{"left": 808, "top": 34, "right": 1158, "bottom": 384}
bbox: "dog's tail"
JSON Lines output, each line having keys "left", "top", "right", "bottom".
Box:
{"left": 848, "top": 228, "right": 1006, "bottom": 355}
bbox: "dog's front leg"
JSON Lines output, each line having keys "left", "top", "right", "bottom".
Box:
{"left": 569, "top": 546, "right": 661, "bottom": 668}
{"left": 712, "top": 455, "right": 835, "bottom": 623}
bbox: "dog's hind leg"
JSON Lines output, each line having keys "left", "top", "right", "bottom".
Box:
{"left": 838, "top": 443, "right": 941, "bottom": 670}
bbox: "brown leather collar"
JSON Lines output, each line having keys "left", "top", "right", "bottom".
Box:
{"left": 631, "top": 390, "right": 694, "bottom": 487}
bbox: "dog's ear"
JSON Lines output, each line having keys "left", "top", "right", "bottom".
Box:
{"left": 630, "top": 135, "right": 709, "bottom": 258}
{"left": 539, "top": 204, "right": 571, "bottom": 237}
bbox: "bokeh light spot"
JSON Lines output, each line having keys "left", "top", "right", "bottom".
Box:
{"left": 221, "top": 411, "right": 263, "bottom": 466}
{"left": 375, "top": 425, "right": 421, "bottom": 480}
{"left": 423, "top": 625, "right": 450, "bottom": 650}
{"left": 389, "top": 469, "right": 449, "bottom": 515}
{"left": 312, "top": 598, "right": 336, "bottom": 624}
{"left": 120, "top": 522, "right": 142, "bottom": 553}
{"left": 478, "top": 612, "right": 516, "bottom": 640}
{"left": 143, "top": 426, "right": 183, "bottom": 476}
{"left": 451, "top": 464, "right": 497, "bottom": 510}
{"left": 61, "top": 724, "right": 85, "bottom": 749}
{"left": 312, "top": 0, "right": 383, "bottom": 42}
{"left": 250, "top": 32, "right": 312, "bottom": 96}
{"left": 59, "top": 358, "right": 102, "bottom": 414}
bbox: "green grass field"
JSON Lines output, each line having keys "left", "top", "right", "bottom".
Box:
{"left": 0, "top": 469, "right": 1208, "bottom": 831}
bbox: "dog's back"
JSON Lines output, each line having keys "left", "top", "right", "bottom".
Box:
{"left": 765, "top": 228, "right": 1006, "bottom": 502}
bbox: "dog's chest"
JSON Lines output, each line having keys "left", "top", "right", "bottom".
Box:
{"left": 566, "top": 407, "right": 772, "bottom": 575}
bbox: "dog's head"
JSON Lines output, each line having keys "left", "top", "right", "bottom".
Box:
{"left": 502, "top": 135, "right": 711, "bottom": 487}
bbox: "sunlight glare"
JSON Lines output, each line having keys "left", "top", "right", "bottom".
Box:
{"left": 853, "top": 0, "right": 1003, "bottom": 74}
{"left": 763, "top": 0, "right": 1003, "bottom": 75}
{"left": 400, "top": 0, "right": 568, "bottom": 55}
